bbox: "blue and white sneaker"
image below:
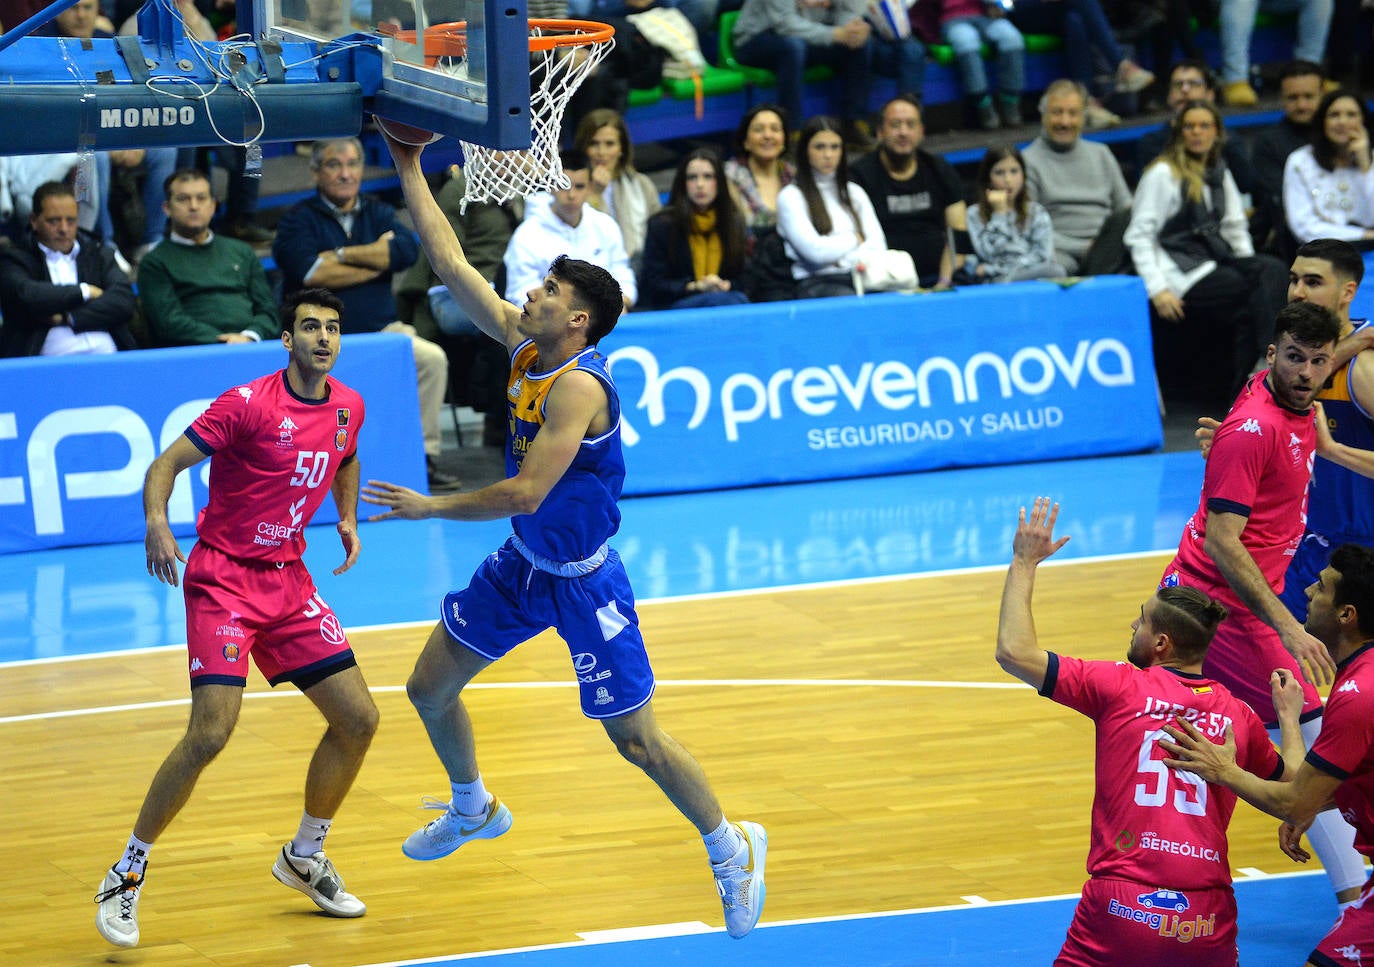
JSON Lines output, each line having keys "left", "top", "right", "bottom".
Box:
{"left": 713, "top": 821, "right": 768, "bottom": 939}
{"left": 402, "top": 795, "right": 512, "bottom": 861}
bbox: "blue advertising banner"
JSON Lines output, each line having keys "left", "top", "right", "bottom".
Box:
{"left": 607, "top": 276, "right": 1163, "bottom": 495}
{"left": 0, "top": 333, "right": 425, "bottom": 554}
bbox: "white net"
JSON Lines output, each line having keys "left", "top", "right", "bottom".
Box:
{"left": 435, "top": 22, "right": 613, "bottom": 212}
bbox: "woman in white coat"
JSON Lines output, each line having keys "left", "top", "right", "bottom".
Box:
{"left": 1283, "top": 89, "right": 1374, "bottom": 247}
{"left": 1125, "top": 100, "right": 1287, "bottom": 405}
{"left": 776, "top": 115, "right": 888, "bottom": 299}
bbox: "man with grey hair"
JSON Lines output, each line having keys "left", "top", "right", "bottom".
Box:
{"left": 1021, "top": 78, "right": 1132, "bottom": 275}
{"left": 273, "top": 138, "right": 458, "bottom": 492}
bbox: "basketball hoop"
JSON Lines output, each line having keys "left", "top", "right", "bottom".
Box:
{"left": 380, "top": 19, "right": 613, "bottom": 212}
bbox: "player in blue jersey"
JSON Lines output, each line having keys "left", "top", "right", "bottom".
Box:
{"left": 361, "top": 134, "right": 768, "bottom": 940}
{"left": 1194, "top": 238, "right": 1374, "bottom": 907}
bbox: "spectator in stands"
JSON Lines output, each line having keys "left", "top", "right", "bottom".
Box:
{"left": 1135, "top": 60, "right": 1252, "bottom": 192}
{"left": 567, "top": 0, "right": 715, "bottom": 36}
{"left": 638, "top": 148, "right": 751, "bottom": 310}
{"left": 137, "top": 168, "right": 279, "bottom": 347}
{"left": 49, "top": 0, "right": 177, "bottom": 263}
{"left": 1250, "top": 59, "right": 1324, "bottom": 257}
{"left": 573, "top": 109, "right": 662, "bottom": 271}
{"left": 724, "top": 105, "right": 795, "bottom": 235}
{"left": 1009, "top": 0, "right": 1153, "bottom": 130}
{"left": 776, "top": 115, "right": 887, "bottom": 298}
{"left": 932, "top": 0, "right": 1026, "bottom": 130}
{"left": 1218, "top": 0, "right": 1332, "bottom": 106}
{"left": 0, "top": 181, "right": 136, "bottom": 357}
{"left": 273, "top": 138, "right": 458, "bottom": 492}
{"left": 0, "top": 154, "right": 101, "bottom": 243}
{"left": 731, "top": 0, "right": 874, "bottom": 145}
{"left": 850, "top": 94, "right": 965, "bottom": 289}
{"left": 1102, "top": 0, "right": 1206, "bottom": 107}
{"left": 966, "top": 145, "right": 1064, "bottom": 282}
{"left": 1283, "top": 88, "right": 1374, "bottom": 247}
{"left": 1124, "top": 101, "right": 1287, "bottom": 403}
{"left": 1023, "top": 80, "right": 1133, "bottom": 275}
{"left": 503, "top": 148, "right": 637, "bottom": 311}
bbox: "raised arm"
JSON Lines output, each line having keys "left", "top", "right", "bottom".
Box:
{"left": 996, "top": 497, "right": 1071, "bottom": 690}
{"left": 384, "top": 135, "right": 522, "bottom": 349}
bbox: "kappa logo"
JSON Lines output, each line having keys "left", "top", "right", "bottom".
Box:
{"left": 190, "top": 657, "right": 203, "bottom": 672}
{"left": 1334, "top": 943, "right": 1363, "bottom": 964}
{"left": 1238, "top": 418, "right": 1262, "bottom": 435}
{"left": 1291, "top": 432, "right": 1302, "bottom": 447}
{"left": 237, "top": 387, "right": 253, "bottom": 402}
{"left": 279, "top": 417, "right": 300, "bottom": 432}
{"left": 1339, "top": 680, "right": 1361, "bottom": 694}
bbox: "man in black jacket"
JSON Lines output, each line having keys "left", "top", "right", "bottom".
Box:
{"left": 0, "top": 181, "right": 137, "bottom": 357}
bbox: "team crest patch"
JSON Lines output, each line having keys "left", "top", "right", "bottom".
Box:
{"left": 337, "top": 408, "right": 350, "bottom": 427}
{"left": 335, "top": 429, "right": 348, "bottom": 451}
{"left": 222, "top": 643, "right": 240, "bottom": 662}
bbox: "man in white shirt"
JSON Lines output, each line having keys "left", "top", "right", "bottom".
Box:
{"left": 0, "top": 180, "right": 136, "bottom": 357}
{"left": 503, "top": 149, "right": 637, "bottom": 311}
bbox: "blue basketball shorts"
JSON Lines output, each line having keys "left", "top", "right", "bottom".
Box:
{"left": 441, "top": 537, "right": 656, "bottom": 719}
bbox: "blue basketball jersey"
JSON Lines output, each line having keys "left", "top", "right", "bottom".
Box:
{"left": 1308, "top": 319, "right": 1374, "bottom": 542}
{"left": 505, "top": 340, "right": 625, "bottom": 564}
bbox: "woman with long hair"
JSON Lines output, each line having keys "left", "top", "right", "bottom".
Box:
{"left": 1124, "top": 100, "right": 1287, "bottom": 405}
{"left": 723, "top": 104, "right": 796, "bottom": 234}
{"left": 572, "top": 107, "right": 662, "bottom": 267}
{"left": 775, "top": 115, "right": 888, "bottom": 299}
{"left": 966, "top": 145, "right": 1063, "bottom": 281}
{"left": 638, "top": 149, "right": 751, "bottom": 310}
{"left": 1283, "top": 89, "right": 1374, "bottom": 247}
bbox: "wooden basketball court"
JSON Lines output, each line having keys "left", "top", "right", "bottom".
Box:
{"left": 3, "top": 551, "right": 1318, "bottom": 966}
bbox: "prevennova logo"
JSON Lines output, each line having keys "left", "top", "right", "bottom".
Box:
{"left": 608, "top": 339, "right": 1136, "bottom": 443}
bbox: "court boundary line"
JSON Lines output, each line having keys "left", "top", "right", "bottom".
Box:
{"left": 342, "top": 869, "right": 1328, "bottom": 966}
{"left": 3, "top": 547, "right": 1175, "bottom": 670}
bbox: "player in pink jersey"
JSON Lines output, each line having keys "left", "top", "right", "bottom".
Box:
{"left": 93, "top": 289, "right": 380, "bottom": 949}
{"left": 1163, "top": 543, "right": 1374, "bottom": 967}
{"left": 999, "top": 498, "right": 1306, "bottom": 967}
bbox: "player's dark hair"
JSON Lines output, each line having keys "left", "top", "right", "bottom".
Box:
{"left": 30, "top": 180, "right": 75, "bottom": 219}
{"left": 281, "top": 287, "right": 345, "bottom": 335}
{"left": 162, "top": 167, "right": 212, "bottom": 201}
{"left": 1329, "top": 544, "right": 1374, "bottom": 637}
{"left": 1278, "top": 59, "right": 1323, "bottom": 84}
{"left": 1273, "top": 300, "right": 1342, "bottom": 348}
{"left": 549, "top": 254, "right": 623, "bottom": 345}
{"left": 1153, "top": 587, "right": 1229, "bottom": 661}
{"left": 558, "top": 148, "right": 590, "bottom": 174}
{"left": 1295, "top": 238, "right": 1365, "bottom": 286}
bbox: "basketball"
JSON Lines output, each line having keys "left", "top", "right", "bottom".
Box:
{"left": 374, "top": 116, "right": 442, "bottom": 146}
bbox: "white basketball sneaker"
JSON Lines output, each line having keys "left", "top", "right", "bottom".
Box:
{"left": 271, "top": 846, "right": 366, "bottom": 917}
{"left": 713, "top": 821, "right": 768, "bottom": 939}
{"left": 402, "top": 795, "right": 512, "bottom": 861}
{"left": 94, "top": 865, "right": 144, "bottom": 948}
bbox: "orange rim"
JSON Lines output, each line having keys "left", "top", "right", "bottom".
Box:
{"left": 380, "top": 18, "right": 613, "bottom": 61}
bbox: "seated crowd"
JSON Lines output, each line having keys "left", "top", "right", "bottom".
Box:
{"left": 0, "top": 0, "right": 1370, "bottom": 436}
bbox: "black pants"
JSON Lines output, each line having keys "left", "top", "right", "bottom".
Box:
{"left": 1154, "top": 254, "right": 1287, "bottom": 406}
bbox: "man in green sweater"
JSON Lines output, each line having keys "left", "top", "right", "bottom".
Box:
{"left": 138, "top": 169, "right": 279, "bottom": 347}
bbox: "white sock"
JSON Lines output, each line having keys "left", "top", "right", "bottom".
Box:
{"left": 290, "top": 812, "right": 332, "bottom": 858}
{"left": 450, "top": 776, "right": 491, "bottom": 818}
{"left": 114, "top": 834, "right": 153, "bottom": 876}
{"left": 703, "top": 817, "right": 744, "bottom": 865}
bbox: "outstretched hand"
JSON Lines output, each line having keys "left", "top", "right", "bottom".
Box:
{"left": 380, "top": 128, "right": 424, "bottom": 167}
{"left": 361, "top": 479, "right": 435, "bottom": 521}
{"left": 1012, "top": 497, "right": 1070, "bottom": 567}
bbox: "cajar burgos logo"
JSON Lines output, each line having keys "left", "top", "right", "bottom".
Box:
{"left": 606, "top": 339, "right": 1137, "bottom": 448}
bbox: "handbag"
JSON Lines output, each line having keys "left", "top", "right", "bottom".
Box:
{"left": 852, "top": 248, "right": 918, "bottom": 294}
